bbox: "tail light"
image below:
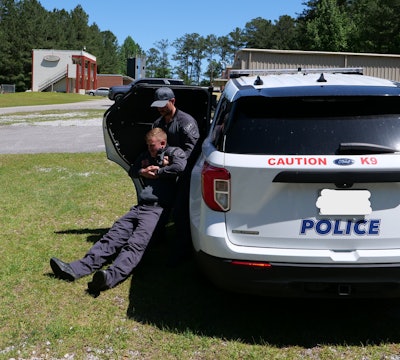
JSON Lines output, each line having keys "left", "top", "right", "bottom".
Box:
{"left": 231, "top": 260, "right": 272, "bottom": 268}
{"left": 201, "top": 162, "right": 231, "bottom": 211}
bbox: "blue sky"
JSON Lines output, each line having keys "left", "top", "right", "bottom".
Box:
{"left": 38, "top": 1, "right": 306, "bottom": 51}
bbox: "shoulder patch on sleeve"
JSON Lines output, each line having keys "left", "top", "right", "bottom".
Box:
{"left": 184, "top": 122, "right": 199, "bottom": 137}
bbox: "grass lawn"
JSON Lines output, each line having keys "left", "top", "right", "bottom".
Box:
{"left": 0, "top": 92, "right": 101, "bottom": 108}
{"left": 2, "top": 152, "right": 400, "bottom": 359}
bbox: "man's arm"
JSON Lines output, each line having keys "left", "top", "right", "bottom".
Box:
{"left": 129, "top": 153, "right": 147, "bottom": 178}
{"left": 129, "top": 147, "right": 186, "bottom": 180}
{"left": 179, "top": 115, "right": 200, "bottom": 159}
{"left": 157, "top": 147, "right": 187, "bottom": 178}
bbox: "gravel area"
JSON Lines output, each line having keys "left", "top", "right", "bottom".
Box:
{"left": 0, "top": 99, "right": 113, "bottom": 154}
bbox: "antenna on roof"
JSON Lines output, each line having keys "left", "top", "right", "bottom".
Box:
{"left": 254, "top": 76, "right": 263, "bottom": 85}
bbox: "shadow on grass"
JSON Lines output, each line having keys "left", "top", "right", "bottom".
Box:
{"left": 127, "top": 241, "right": 400, "bottom": 347}
{"left": 54, "top": 227, "right": 400, "bottom": 346}
{"left": 54, "top": 228, "right": 109, "bottom": 243}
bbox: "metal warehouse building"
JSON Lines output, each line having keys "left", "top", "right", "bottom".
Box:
{"left": 232, "top": 48, "right": 400, "bottom": 82}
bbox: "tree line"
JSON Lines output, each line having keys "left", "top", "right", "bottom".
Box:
{"left": 1, "top": 0, "right": 400, "bottom": 91}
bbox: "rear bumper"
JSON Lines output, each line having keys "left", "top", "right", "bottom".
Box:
{"left": 196, "top": 250, "right": 400, "bottom": 298}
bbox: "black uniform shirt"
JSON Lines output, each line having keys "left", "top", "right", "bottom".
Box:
{"left": 129, "top": 145, "right": 187, "bottom": 207}
{"left": 152, "top": 109, "right": 200, "bottom": 162}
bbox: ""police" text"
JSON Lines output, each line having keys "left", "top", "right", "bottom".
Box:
{"left": 300, "top": 219, "right": 381, "bottom": 236}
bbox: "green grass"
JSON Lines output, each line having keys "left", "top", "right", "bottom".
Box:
{"left": 0, "top": 109, "right": 105, "bottom": 126}
{"left": 0, "top": 92, "right": 100, "bottom": 107}
{"left": 2, "top": 152, "right": 400, "bottom": 359}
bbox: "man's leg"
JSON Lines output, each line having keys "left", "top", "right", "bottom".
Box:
{"left": 69, "top": 207, "right": 139, "bottom": 278}
{"left": 170, "top": 175, "right": 193, "bottom": 264}
{"left": 149, "top": 207, "right": 171, "bottom": 245}
{"left": 94, "top": 205, "right": 163, "bottom": 289}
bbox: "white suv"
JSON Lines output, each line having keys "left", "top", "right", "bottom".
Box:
{"left": 189, "top": 68, "right": 400, "bottom": 298}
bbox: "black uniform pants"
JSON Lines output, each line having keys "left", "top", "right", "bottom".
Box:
{"left": 171, "top": 172, "right": 192, "bottom": 258}
{"left": 69, "top": 204, "right": 164, "bottom": 288}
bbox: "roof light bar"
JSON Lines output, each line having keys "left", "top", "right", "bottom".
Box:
{"left": 229, "top": 67, "right": 363, "bottom": 78}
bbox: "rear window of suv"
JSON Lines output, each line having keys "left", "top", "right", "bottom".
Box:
{"left": 213, "top": 96, "right": 400, "bottom": 155}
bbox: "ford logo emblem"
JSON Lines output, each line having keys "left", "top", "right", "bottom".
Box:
{"left": 334, "top": 158, "right": 354, "bottom": 166}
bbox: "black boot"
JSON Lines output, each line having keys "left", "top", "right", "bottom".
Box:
{"left": 87, "top": 270, "right": 109, "bottom": 297}
{"left": 50, "top": 257, "right": 78, "bottom": 282}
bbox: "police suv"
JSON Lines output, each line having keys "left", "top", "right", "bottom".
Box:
{"left": 189, "top": 68, "right": 400, "bottom": 298}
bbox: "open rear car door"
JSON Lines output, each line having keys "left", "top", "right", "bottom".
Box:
{"left": 103, "top": 83, "right": 213, "bottom": 173}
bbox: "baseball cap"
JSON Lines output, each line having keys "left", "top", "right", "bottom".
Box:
{"left": 151, "top": 87, "right": 175, "bottom": 107}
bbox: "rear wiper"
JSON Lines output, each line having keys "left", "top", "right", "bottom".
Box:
{"left": 338, "top": 142, "right": 398, "bottom": 154}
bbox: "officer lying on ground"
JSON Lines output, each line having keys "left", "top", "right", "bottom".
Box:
{"left": 49, "top": 128, "right": 186, "bottom": 297}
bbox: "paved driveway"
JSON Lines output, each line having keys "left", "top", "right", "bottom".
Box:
{"left": 0, "top": 99, "right": 113, "bottom": 154}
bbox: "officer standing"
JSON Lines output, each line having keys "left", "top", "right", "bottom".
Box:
{"left": 50, "top": 128, "right": 186, "bottom": 296}
{"left": 151, "top": 87, "right": 200, "bottom": 265}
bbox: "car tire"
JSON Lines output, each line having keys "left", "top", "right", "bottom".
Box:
{"left": 114, "top": 94, "right": 124, "bottom": 102}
